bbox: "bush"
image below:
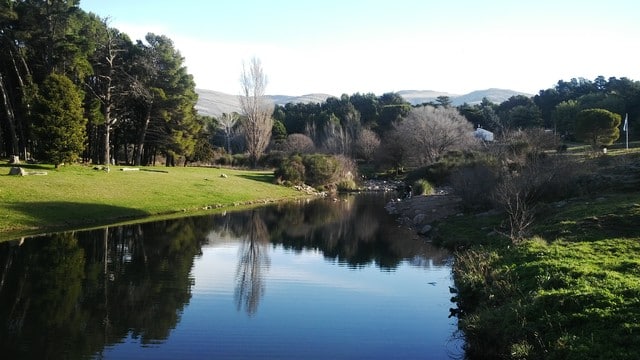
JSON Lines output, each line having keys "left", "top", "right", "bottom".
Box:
{"left": 274, "top": 153, "right": 358, "bottom": 189}
{"left": 215, "top": 154, "right": 234, "bottom": 166}
{"left": 303, "top": 154, "right": 338, "bottom": 187}
{"left": 450, "top": 162, "right": 500, "bottom": 211}
{"left": 260, "top": 151, "right": 286, "bottom": 168}
{"left": 274, "top": 155, "right": 305, "bottom": 185}
{"left": 337, "top": 180, "right": 358, "bottom": 191}
{"left": 232, "top": 153, "right": 250, "bottom": 167}
{"left": 412, "top": 179, "right": 434, "bottom": 196}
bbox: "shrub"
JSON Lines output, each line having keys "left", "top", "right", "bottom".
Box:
{"left": 274, "top": 153, "right": 358, "bottom": 189}
{"left": 450, "top": 162, "right": 500, "bottom": 211}
{"left": 412, "top": 179, "right": 434, "bottom": 196}
{"left": 260, "top": 151, "right": 286, "bottom": 168}
{"left": 337, "top": 180, "right": 358, "bottom": 191}
{"left": 274, "top": 155, "right": 305, "bottom": 185}
{"left": 303, "top": 154, "right": 338, "bottom": 187}
{"left": 232, "top": 153, "right": 250, "bottom": 167}
{"left": 215, "top": 154, "right": 233, "bottom": 166}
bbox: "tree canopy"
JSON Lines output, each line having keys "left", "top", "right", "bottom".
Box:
{"left": 0, "top": 1, "right": 199, "bottom": 166}
{"left": 575, "top": 108, "right": 621, "bottom": 148}
{"left": 31, "top": 73, "right": 86, "bottom": 167}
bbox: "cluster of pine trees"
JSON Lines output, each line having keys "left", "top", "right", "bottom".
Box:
{"left": 0, "top": 1, "right": 201, "bottom": 166}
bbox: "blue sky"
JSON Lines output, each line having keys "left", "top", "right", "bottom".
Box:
{"left": 80, "top": 0, "right": 640, "bottom": 96}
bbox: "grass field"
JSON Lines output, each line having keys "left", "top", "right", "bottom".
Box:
{"left": 443, "top": 147, "right": 640, "bottom": 359}
{"left": 0, "top": 162, "right": 304, "bottom": 239}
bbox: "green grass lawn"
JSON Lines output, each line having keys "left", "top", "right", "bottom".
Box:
{"left": 451, "top": 191, "right": 640, "bottom": 359}
{"left": 439, "top": 145, "right": 640, "bottom": 359}
{"left": 0, "top": 162, "right": 303, "bottom": 239}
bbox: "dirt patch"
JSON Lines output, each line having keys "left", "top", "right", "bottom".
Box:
{"left": 385, "top": 190, "right": 462, "bottom": 235}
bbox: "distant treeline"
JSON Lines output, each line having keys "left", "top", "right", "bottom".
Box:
{"left": 1, "top": 2, "right": 638, "bottom": 167}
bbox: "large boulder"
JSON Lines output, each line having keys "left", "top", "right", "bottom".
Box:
{"left": 8, "top": 167, "right": 26, "bottom": 176}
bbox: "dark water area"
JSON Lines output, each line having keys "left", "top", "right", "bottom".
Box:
{"left": 0, "top": 193, "right": 463, "bottom": 359}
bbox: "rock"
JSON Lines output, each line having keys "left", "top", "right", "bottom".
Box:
{"left": 413, "top": 213, "right": 426, "bottom": 225}
{"left": 419, "top": 224, "right": 433, "bottom": 235}
{"left": 9, "top": 155, "right": 20, "bottom": 164}
{"left": 554, "top": 200, "right": 568, "bottom": 208}
{"left": 8, "top": 167, "right": 46, "bottom": 176}
{"left": 8, "top": 167, "right": 25, "bottom": 176}
{"left": 220, "top": 173, "right": 228, "bottom": 178}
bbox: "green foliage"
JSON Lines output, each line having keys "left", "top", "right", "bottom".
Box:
{"left": 337, "top": 179, "right": 358, "bottom": 191}
{"left": 271, "top": 119, "right": 287, "bottom": 144}
{"left": 31, "top": 73, "right": 86, "bottom": 166}
{"left": 405, "top": 150, "right": 482, "bottom": 186}
{"left": 232, "top": 153, "right": 250, "bottom": 167}
{"left": 412, "top": 179, "right": 434, "bottom": 195}
{"left": 575, "top": 108, "right": 621, "bottom": 148}
{"left": 303, "top": 154, "right": 339, "bottom": 187}
{"left": 451, "top": 191, "right": 640, "bottom": 359}
{"left": 274, "top": 153, "right": 357, "bottom": 189}
{"left": 189, "top": 136, "right": 215, "bottom": 164}
{"left": 274, "top": 154, "right": 305, "bottom": 185}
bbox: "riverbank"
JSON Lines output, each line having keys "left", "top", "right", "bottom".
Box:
{"left": 382, "top": 151, "right": 640, "bottom": 359}
{"left": 390, "top": 190, "right": 640, "bottom": 359}
{"left": 384, "top": 188, "right": 462, "bottom": 236}
{"left": 0, "top": 162, "right": 309, "bottom": 240}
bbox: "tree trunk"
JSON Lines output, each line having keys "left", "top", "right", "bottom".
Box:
{"left": 0, "top": 73, "right": 20, "bottom": 157}
{"left": 104, "top": 123, "right": 111, "bottom": 165}
{"left": 134, "top": 110, "right": 151, "bottom": 166}
{"left": 8, "top": 48, "right": 31, "bottom": 159}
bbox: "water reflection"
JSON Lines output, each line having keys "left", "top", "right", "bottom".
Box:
{"left": 234, "top": 210, "right": 270, "bottom": 315}
{"left": 0, "top": 194, "right": 457, "bottom": 359}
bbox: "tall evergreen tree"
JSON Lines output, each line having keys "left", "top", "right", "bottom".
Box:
{"left": 31, "top": 73, "right": 86, "bottom": 167}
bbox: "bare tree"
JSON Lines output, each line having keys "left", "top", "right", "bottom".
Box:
{"left": 396, "top": 105, "right": 477, "bottom": 166}
{"left": 282, "top": 133, "right": 315, "bottom": 154}
{"left": 218, "top": 112, "right": 239, "bottom": 154}
{"left": 239, "top": 57, "right": 273, "bottom": 167}
{"left": 234, "top": 211, "right": 270, "bottom": 315}
{"left": 355, "top": 128, "right": 380, "bottom": 162}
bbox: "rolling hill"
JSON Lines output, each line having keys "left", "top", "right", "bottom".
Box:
{"left": 195, "top": 88, "right": 531, "bottom": 117}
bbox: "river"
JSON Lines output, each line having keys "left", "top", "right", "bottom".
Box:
{"left": 0, "top": 193, "right": 463, "bottom": 359}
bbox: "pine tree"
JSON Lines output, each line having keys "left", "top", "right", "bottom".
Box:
{"left": 32, "top": 73, "right": 86, "bottom": 167}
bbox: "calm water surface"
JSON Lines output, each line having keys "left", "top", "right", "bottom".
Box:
{"left": 0, "top": 193, "right": 462, "bottom": 359}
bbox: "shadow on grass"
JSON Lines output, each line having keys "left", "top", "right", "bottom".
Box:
{"left": 0, "top": 162, "right": 53, "bottom": 171}
{"left": 3, "top": 201, "right": 150, "bottom": 239}
{"left": 237, "top": 173, "right": 275, "bottom": 184}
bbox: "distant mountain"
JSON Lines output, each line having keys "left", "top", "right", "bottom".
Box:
{"left": 195, "top": 88, "right": 531, "bottom": 117}
{"left": 195, "top": 89, "right": 333, "bottom": 117}
{"left": 450, "top": 88, "right": 532, "bottom": 106}
{"left": 396, "top": 90, "right": 458, "bottom": 105}
{"left": 397, "top": 88, "right": 532, "bottom": 106}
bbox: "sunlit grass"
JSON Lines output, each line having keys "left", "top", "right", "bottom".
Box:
{"left": 453, "top": 178, "right": 640, "bottom": 358}
{"left": 0, "top": 162, "right": 303, "bottom": 237}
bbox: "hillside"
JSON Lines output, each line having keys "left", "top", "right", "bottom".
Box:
{"left": 195, "top": 89, "right": 334, "bottom": 117}
{"left": 195, "top": 88, "right": 531, "bottom": 117}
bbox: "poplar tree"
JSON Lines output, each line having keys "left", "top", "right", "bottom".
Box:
{"left": 239, "top": 57, "right": 273, "bottom": 168}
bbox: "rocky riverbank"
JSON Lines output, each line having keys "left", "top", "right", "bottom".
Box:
{"left": 385, "top": 188, "right": 462, "bottom": 236}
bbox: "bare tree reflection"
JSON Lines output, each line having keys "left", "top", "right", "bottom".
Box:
{"left": 234, "top": 210, "right": 271, "bottom": 316}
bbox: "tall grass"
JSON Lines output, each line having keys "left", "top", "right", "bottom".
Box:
{"left": 0, "top": 163, "right": 303, "bottom": 238}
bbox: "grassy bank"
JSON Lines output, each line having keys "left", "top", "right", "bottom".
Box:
{"left": 0, "top": 162, "right": 304, "bottom": 239}
{"left": 440, "top": 185, "right": 640, "bottom": 358}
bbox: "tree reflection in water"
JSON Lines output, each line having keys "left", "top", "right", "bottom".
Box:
{"left": 0, "top": 193, "right": 453, "bottom": 358}
{"left": 234, "top": 210, "right": 271, "bottom": 315}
